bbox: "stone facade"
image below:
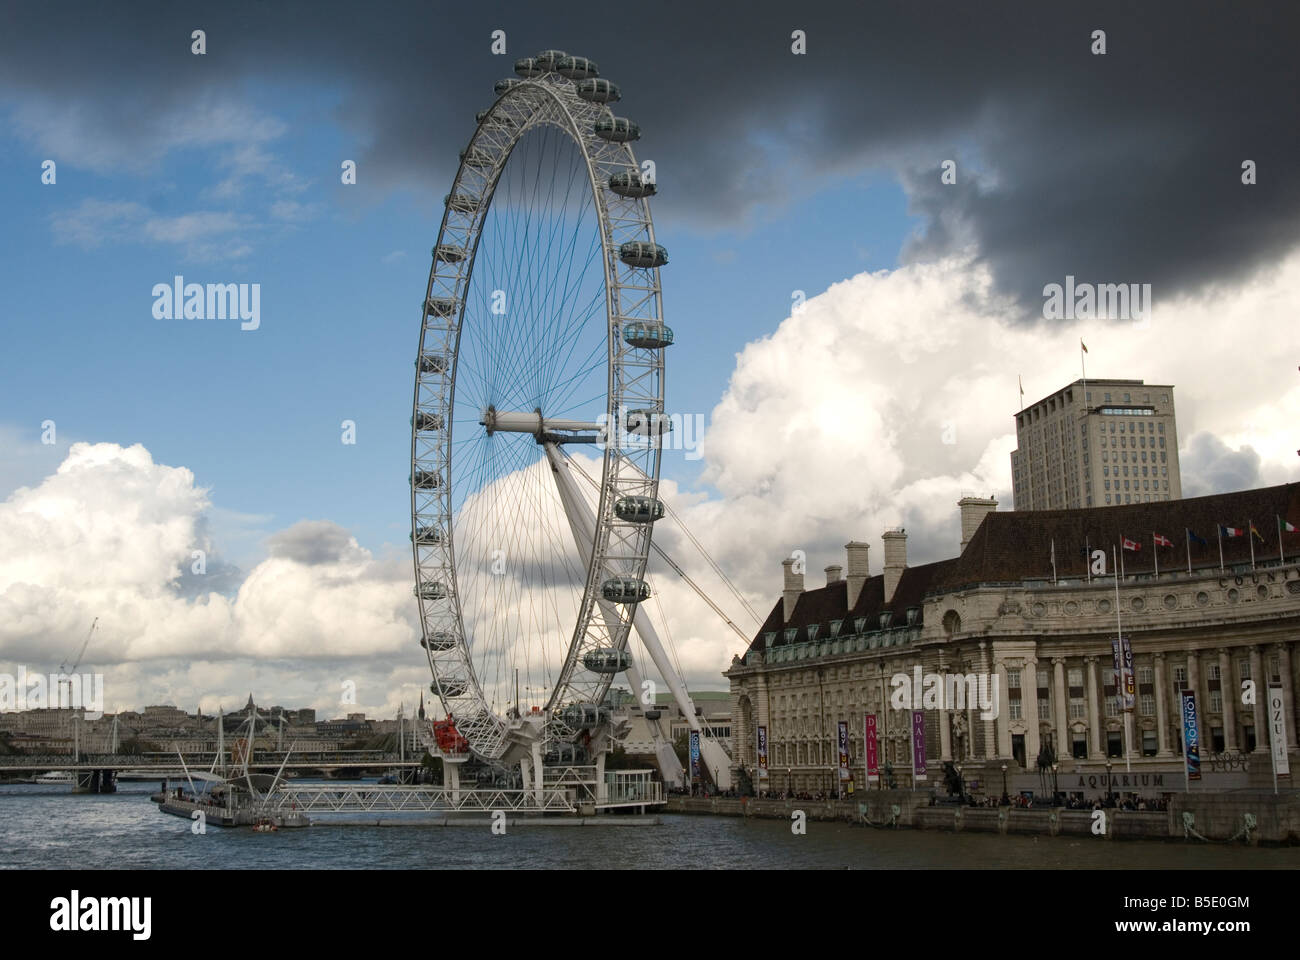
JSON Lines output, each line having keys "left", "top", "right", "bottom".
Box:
{"left": 726, "top": 484, "right": 1300, "bottom": 799}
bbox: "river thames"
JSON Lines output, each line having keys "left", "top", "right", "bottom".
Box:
{"left": 3, "top": 781, "right": 1298, "bottom": 869}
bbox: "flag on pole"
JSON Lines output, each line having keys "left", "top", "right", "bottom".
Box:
{"left": 1188, "top": 530, "right": 1208, "bottom": 547}
{"left": 1121, "top": 537, "right": 1141, "bottom": 551}
{"left": 1250, "top": 522, "right": 1265, "bottom": 542}
{"left": 1153, "top": 533, "right": 1174, "bottom": 548}
{"left": 1080, "top": 338, "right": 1088, "bottom": 353}
{"left": 1283, "top": 519, "right": 1298, "bottom": 533}
{"left": 1221, "top": 525, "right": 1244, "bottom": 538}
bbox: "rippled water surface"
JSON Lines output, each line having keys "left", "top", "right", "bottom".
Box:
{"left": 3, "top": 782, "right": 1297, "bottom": 869}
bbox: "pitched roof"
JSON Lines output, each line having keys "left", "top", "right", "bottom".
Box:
{"left": 935, "top": 482, "right": 1300, "bottom": 592}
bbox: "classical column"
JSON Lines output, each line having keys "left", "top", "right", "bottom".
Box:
{"left": 1250, "top": 645, "right": 1268, "bottom": 752}
{"left": 995, "top": 659, "right": 1011, "bottom": 759}
{"left": 1278, "top": 642, "right": 1297, "bottom": 747}
{"left": 1053, "top": 658, "right": 1069, "bottom": 761}
{"left": 1023, "top": 655, "right": 1041, "bottom": 762}
{"left": 979, "top": 642, "right": 995, "bottom": 760}
{"left": 1153, "top": 652, "right": 1172, "bottom": 756}
{"left": 1086, "top": 656, "right": 1103, "bottom": 759}
{"left": 937, "top": 653, "right": 952, "bottom": 763}
{"left": 1219, "top": 649, "right": 1237, "bottom": 752}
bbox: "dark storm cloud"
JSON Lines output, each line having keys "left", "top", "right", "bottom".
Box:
{"left": 1179, "top": 432, "right": 1263, "bottom": 498}
{"left": 2, "top": 1, "right": 1297, "bottom": 314}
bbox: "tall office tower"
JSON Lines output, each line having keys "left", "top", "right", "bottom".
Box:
{"left": 1011, "top": 379, "right": 1182, "bottom": 510}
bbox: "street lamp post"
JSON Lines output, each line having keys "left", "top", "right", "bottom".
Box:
{"left": 955, "top": 761, "right": 965, "bottom": 801}
{"left": 1105, "top": 759, "right": 1113, "bottom": 805}
{"left": 1000, "top": 762, "right": 1009, "bottom": 805}
{"left": 1051, "top": 762, "right": 1059, "bottom": 803}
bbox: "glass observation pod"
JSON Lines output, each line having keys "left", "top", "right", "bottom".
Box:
{"left": 614, "top": 495, "right": 665, "bottom": 523}
{"left": 561, "top": 702, "right": 608, "bottom": 729}
{"left": 474, "top": 110, "right": 517, "bottom": 130}
{"left": 431, "top": 679, "right": 467, "bottom": 698}
{"left": 434, "top": 244, "right": 467, "bottom": 264}
{"left": 420, "top": 632, "right": 457, "bottom": 651}
{"left": 418, "top": 354, "right": 448, "bottom": 375}
{"left": 425, "top": 297, "right": 458, "bottom": 317}
{"left": 608, "top": 172, "right": 656, "bottom": 198}
{"left": 601, "top": 577, "right": 651, "bottom": 604}
{"left": 534, "top": 49, "right": 568, "bottom": 71}
{"left": 411, "top": 470, "right": 441, "bottom": 489}
{"left": 413, "top": 412, "right": 444, "bottom": 431}
{"left": 445, "top": 193, "right": 479, "bottom": 214}
{"left": 556, "top": 55, "right": 599, "bottom": 79}
{"left": 625, "top": 408, "right": 673, "bottom": 436}
{"left": 513, "top": 57, "right": 545, "bottom": 78}
{"left": 643, "top": 709, "right": 662, "bottom": 721}
{"left": 415, "top": 580, "right": 447, "bottom": 600}
{"left": 577, "top": 78, "right": 621, "bottom": 104}
{"left": 410, "top": 524, "right": 443, "bottom": 543}
{"left": 594, "top": 117, "right": 640, "bottom": 143}
{"left": 494, "top": 77, "right": 524, "bottom": 96}
{"left": 618, "top": 241, "right": 668, "bottom": 268}
{"left": 459, "top": 146, "right": 494, "bottom": 169}
{"left": 622, "top": 321, "right": 673, "bottom": 349}
{"left": 582, "top": 648, "right": 631, "bottom": 674}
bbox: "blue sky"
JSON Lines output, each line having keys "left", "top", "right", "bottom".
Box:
{"left": 0, "top": 92, "right": 912, "bottom": 570}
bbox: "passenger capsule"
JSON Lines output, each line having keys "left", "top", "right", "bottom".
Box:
{"left": 622, "top": 321, "right": 673, "bottom": 349}
{"left": 625, "top": 409, "right": 673, "bottom": 437}
{"left": 415, "top": 580, "right": 448, "bottom": 600}
{"left": 412, "top": 412, "right": 444, "bottom": 431}
{"left": 460, "top": 147, "right": 494, "bottom": 169}
{"left": 434, "top": 244, "right": 466, "bottom": 264}
{"left": 425, "top": 297, "right": 458, "bottom": 317}
{"left": 411, "top": 470, "right": 442, "bottom": 489}
{"left": 475, "top": 110, "right": 516, "bottom": 130}
{"left": 534, "top": 49, "right": 568, "bottom": 71}
{"left": 494, "top": 77, "right": 523, "bottom": 96}
{"left": 420, "top": 632, "right": 457, "bottom": 651}
{"left": 608, "top": 172, "right": 656, "bottom": 198}
{"left": 614, "top": 496, "right": 665, "bottom": 524}
{"left": 601, "top": 577, "right": 651, "bottom": 604}
{"left": 560, "top": 702, "right": 608, "bottom": 729}
{"left": 555, "top": 55, "right": 599, "bottom": 79}
{"left": 514, "top": 57, "right": 545, "bottom": 78}
{"left": 594, "top": 116, "right": 640, "bottom": 143}
{"left": 577, "top": 78, "right": 620, "bottom": 104}
{"left": 431, "top": 679, "right": 467, "bottom": 698}
{"left": 643, "top": 709, "right": 662, "bottom": 721}
{"left": 618, "top": 241, "right": 668, "bottom": 268}
{"left": 445, "top": 193, "right": 480, "bottom": 214}
{"left": 417, "top": 354, "right": 448, "bottom": 375}
{"left": 410, "top": 524, "right": 443, "bottom": 544}
{"left": 582, "top": 648, "right": 631, "bottom": 674}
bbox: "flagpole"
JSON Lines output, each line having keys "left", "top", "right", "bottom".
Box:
{"left": 1281, "top": 515, "right": 1287, "bottom": 566}
{"left": 1217, "top": 525, "right": 1224, "bottom": 572}
{"left": 1119, "top": 537, "right": 1125, "bottom": 580}
{"left": 1050, "top": 537, "right": 1057, "bottom": 585}
{"left": 1085, "top": 536, "right": 1091, "bottom": 583}
{"left": 1185, "top": 528, "right": 1192, "bottom": 575}
{"left": 1248, "top": 519, "right": 1256, "bottom": 571}
{"left": 1153, "top": 532, "right": 1159, "bottom": 578}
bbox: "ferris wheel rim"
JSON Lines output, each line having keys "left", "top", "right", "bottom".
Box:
{"left": 410, "top": 61, "right": 668, "bottom": 762}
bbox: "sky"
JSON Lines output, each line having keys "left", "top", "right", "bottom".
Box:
{"left": 1, "top": 1, "right": 1298, "bottom": 718}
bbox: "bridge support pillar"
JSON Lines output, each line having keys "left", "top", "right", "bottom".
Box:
{"left": 445, "top": 762, "right": 460, "bottom": 806}
{"left": 531, "top": 740, "right": 544, "bottom": 806}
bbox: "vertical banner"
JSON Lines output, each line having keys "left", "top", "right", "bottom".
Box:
{"left": 688, "top": 729, "right": 700, "bottom": 783}
{"left": 756, "top": 725, "right": 769, "bottom": 781}
{"left": 1120, "top": 635, "right": 1136, "bottom": 710}
{"left": 911, "top": 710, "right": 927, "bottom": 781}
{"left": 1111, "top": 637, "right": 1123, "bottom": 693}
{"left": 1181, "top": 690, "right": 1200, "bottom": 782}
{"left": 865, "top": 714, "right": 879, "bottom": 783}
{"left": 837, "top": 721, "right": 850, "bottom": 781}
{"left": 1268, "top": 684, "right": 1291, "bottom": 778}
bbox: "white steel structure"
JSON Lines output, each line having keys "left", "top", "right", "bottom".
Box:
{"left": 411, "top": 50, "right": 690, "bottom": 784}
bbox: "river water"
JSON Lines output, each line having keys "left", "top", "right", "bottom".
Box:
{"left": 3, "top": 781, "right": 1297, "bottom": 869}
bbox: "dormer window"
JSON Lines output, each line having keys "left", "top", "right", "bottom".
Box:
{"left": 806, "top": 624, "right": 820, "bottom": 643}
{"left": 763, "top": 632, "right": 776, "bottom": 648}
{"left": 784, "top": 628, "right": 798, "bottom": 643}
{"left": 829, "top": 619, "right": 843, "bottom": 638}
{"left": 854, "top": 617, "right": 867, "bottom": 634}
{"left": 879, "top": 611, "right": 893, "bottom": 629}
{"left": 906, "top": 607, "right": 919, "bottom": 626}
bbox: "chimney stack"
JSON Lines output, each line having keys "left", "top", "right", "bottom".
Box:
{"left": 882, "top": 528, "right": 907, "bottom": 604}
{"left": 958, "top": 496, "right": 999, "bottom": 552}
{"left": 824, "top": 564, "right": 843, "bottom": 586}
{"left": 844, "top": 541, "right": 870, "bottom": 608}
{"left": 781, "top": 557, "right": 805, "bottom": 622}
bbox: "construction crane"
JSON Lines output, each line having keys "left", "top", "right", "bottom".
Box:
{"left": 57, "top": 617, "right": 97, "bottom": 707}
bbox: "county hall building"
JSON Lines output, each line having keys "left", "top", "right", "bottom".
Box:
{"left": 724, "top": 484, "right": 1300, "bottom": 799}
